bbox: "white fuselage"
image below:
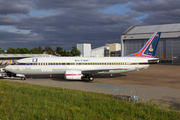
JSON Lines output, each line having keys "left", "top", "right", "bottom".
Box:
{"left": 5, "top": 57, "right": 155, "bottom": 75}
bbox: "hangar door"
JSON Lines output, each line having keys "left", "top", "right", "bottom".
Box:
{"left": 124, "top": 39, "right": 148, "bottom": 56}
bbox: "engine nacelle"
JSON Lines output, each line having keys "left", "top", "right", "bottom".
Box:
{"left": 64, "top": 70, "right": 82, "bottom": 80}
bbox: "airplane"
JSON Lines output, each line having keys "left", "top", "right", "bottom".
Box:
{"left": 5, "top": 32, "right": 161, "bottom": 81}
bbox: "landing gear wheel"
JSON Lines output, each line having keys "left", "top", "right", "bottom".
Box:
{"left": 21, "top": 77, "right": 26, "bottom": 80}
{"left": 88, "top": 76, "right": 94, "bottom": 81}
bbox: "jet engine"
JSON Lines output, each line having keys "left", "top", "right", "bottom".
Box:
{"left": 64, "top": 70, "right": 82, "bottom": 80}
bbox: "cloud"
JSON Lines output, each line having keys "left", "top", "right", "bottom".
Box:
{"left": 32, "top": 0, "right": 129, "bottom": 10}
{"left": 0, "top": 15, "right": 21, "bottom": 25}
{"left": 129, "top": 0, "right": 180, "bottom": 12}
{"left": 0, "top": 0, "right": 143, "bottom": 50}
{"left": 140, "top": 9, "right": 180, "bottom": 25}
{"left": 129, "top": 0, "right": 180, "bottom": 25}
{"left": 0, "top": 0, "right": 180, "bottom": 51}
{"left": 0, "top": 30, "right": 44, "bottom": 50}
{"left": 0, "top": 0, "right": 30, "bottom": 15}
{"left": 13, "top": 10, "right": 137, "bottom": 49}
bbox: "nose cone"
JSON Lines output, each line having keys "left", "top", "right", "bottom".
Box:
{"left": 5, "top": 65, "right": 12, "bottom": 72}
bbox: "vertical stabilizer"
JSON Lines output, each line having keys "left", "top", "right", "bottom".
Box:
{"left": 127, "top": 32, "right": 161, "bottom": 58}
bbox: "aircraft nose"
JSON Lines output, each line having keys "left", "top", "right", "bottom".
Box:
{"left": 5, "top": 65, "right": 12, "bottom": 72}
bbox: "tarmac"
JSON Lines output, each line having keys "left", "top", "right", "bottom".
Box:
{"left": 1, "top": 64, "right": 180, "bottom": 110}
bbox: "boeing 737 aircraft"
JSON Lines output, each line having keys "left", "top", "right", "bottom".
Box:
{"left": 5, "top": 32, "right": 161, "bottom": 81}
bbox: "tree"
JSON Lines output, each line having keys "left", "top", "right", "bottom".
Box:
{"left": 56, "top": 47, "right": 63, "bottom": 55}
{"left": 7, "top": 47, "right": 17, "bottom": 54}
{"left": 44, "top": 46, "right": 55, "bottom": 55}
{"left": 38, "top": 46, "right": 44, "bottom": 54}
{"left": 7, "top": 47, "right": 31, "bottom": 54}
{"left": 62, "top": 50, "right": 70, "bottom": 56}
{"left": 31, "top": 47, "right": 39, "bottom": 54}
{"left": 71, "top": 46, "right": 81, "bottom": 56}
{"left": 16, "top": 47, "right": 21, "bottom": 54}
{"left": 20, "top": 48, "right": 31, "bottom": 54}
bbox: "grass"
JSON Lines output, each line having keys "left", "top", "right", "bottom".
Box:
{"left": 0, "top": 80, "right": 179, "bottom": 120}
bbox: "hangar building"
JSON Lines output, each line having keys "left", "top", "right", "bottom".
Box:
{"left": 77, "top": 43, "right": 121, "bottom": 57}
{"left": 91, "top": 43, "right": 121, "bottom": 57}
{"left": 121, "top": 23, "right": 180, "bottom": 64}
{"left": 77, "top": 43, "right": 92, "bottom": 57}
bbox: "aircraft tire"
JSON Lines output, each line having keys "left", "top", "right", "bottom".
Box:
{"left": 21, "top": 77, "right": 26, "bottom": 80}
{"left": 89, "top": 77, "right": 94, "bottom": 81}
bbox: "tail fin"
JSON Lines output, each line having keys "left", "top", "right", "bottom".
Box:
{"left": 127, "top": 32, "right": 161, "bottom": 58}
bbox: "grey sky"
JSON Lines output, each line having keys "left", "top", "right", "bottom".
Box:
{"left": 0, "top": 0, "right": 179, "bottom": 51}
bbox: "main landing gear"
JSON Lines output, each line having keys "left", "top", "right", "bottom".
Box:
{"left": 84, "top": 75, "right": 94, "bottom": 81}
{"left": 88, "top": 76, "right": 94, "bottom": 81}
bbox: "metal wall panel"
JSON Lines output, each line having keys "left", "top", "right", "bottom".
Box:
{"left": 126, "top": 23, "right": 180, "bottom": 34}
{"left": 155, "top": 39, "right": 166, "bottom": 58}
{"left": 172, "top": 39, "right": 180, "bottom": 64}
{"left": 124, "top": 39, "right": 147, "bottom": 56}
{"left": 166, "top": 39, "right": 173, "bottom": 58}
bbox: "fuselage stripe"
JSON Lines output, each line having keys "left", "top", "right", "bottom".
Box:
{"left": 12, "top": 62, "right": 156, "bottom": 66}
